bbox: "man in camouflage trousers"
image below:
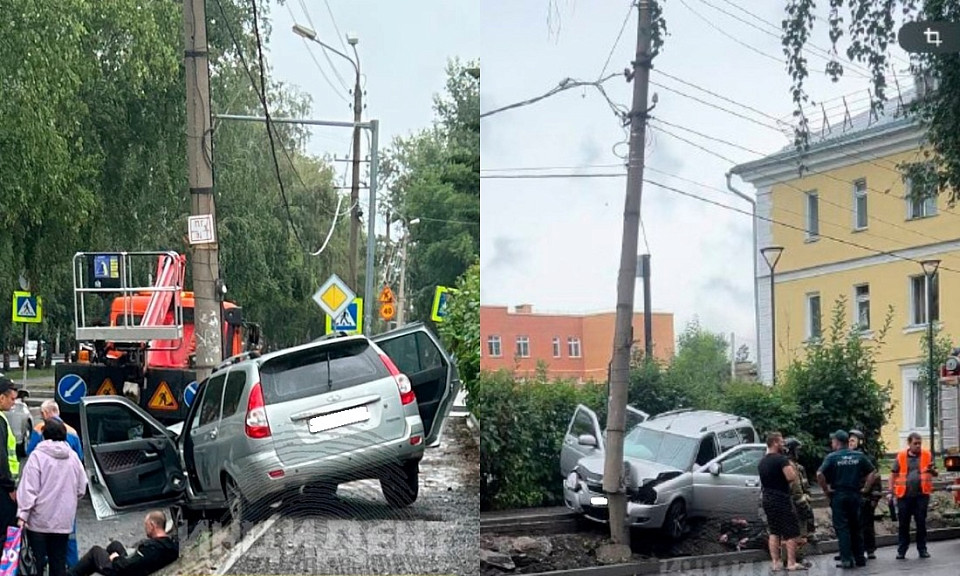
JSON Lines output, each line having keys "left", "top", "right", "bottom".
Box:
{"left": 784, "top": 438, "right": 815, "bottom": 566}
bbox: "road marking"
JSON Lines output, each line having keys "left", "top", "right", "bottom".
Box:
{"left": 215, "top": 513, "right": 279, "bottom": 575}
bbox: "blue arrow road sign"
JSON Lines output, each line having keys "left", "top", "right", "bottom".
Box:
{"left": 183, "top": 381, "right": 199, "bottom": 408}
{"left": 57, "top": 374, "right": 87, "bottom": 405}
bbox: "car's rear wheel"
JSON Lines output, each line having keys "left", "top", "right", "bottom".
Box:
{"left": 663, "top": 500, "right": 687, "bottom": 540}
{"left": 224, "top": 477, "right": 257, "bottom": 528}
{"left": 381, "top": 459, "right": 419, "bottom": 508}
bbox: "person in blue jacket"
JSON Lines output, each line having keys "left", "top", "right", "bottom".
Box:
{"left": 26, "top": 400, "right": 84, "bottom": 568}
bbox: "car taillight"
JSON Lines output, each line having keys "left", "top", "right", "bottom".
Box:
{"left": 380, "top": 353, "right": 415, "bottom": 405}
{"left": 245, "top": 382, "right": 271, "bottom": 438}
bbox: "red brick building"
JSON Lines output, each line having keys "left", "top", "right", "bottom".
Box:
{"left": 480, "top": 304, "right": 675, "bottom": 382}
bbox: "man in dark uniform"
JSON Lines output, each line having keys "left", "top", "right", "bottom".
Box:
{"left": 817, "top": 429, "right": 877, "bottom": 569}
{"left": 848, "top": 429, "right": 881, "bottom": 560}
{"left": 0, "top": 376, "right": 20, "bottom": 541}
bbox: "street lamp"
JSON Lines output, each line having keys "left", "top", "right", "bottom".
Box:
{"left": 293, "top": 23, "right": 370, "bottom": 318}
{"left": 292, "top": 25, "right": 360, "bottom": 77}
{"left": 921, "top": 258, "right": 941, "bottom": 456}
{"left": 761, "top": 246, "right": 784, "bottom": 384}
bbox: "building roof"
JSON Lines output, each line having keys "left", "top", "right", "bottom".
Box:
{"left": 731, "top": 84, "right": 924, "bottom": 183}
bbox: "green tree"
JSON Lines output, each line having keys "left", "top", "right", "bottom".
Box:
{"left": 0, "top": 0, "right": 351, "bottom": 350}
{"left": 438, "top": 259, "right": 479, "bottom": 414}
{"left": 781, "top": 1, "right": 960, "bottom": 204}
{"left": 382, "top": 59, "right": 480, "bottom": 322}
{"left": 663, "top": 319, "right": 731, "bottom": 408}
{"left": 781, "top": 297, "right": 895, "bottom": 472}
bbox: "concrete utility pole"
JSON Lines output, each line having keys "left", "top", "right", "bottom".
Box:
{"left": 348, "top": 50, "right": 363, "bottom": 290}
{"left": 604, "top": 0, "right": 654, "bottom": 548}
{"left": 183, "top": 0, "right": 222, "bottom": 380}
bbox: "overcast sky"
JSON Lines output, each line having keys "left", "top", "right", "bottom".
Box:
{"left": 479, "top": 0, "right": 914, "bottom": 360}
{"left": 264, "top": 0, "right": 479, "bottom": 235}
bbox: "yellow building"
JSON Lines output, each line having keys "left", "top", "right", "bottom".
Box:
{"left": 731, "top": 80, "right": 956, "bottom": 451}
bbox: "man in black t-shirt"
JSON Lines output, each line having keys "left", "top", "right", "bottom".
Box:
{"left": 758, "top": 432, "right": 801, "bottom": 572}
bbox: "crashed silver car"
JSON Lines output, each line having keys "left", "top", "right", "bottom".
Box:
{"left": 561, "top": 405, "right": 762, "bottom": 539}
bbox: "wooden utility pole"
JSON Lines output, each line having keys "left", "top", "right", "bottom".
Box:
{"left": 348, "top": 70, "right": 363, "bottom": 289}
{"left": 183, "top": 0, "right": 222, "bottom": 380}
{"left": 603, "top": 0, "right": 654, "bottom": 547}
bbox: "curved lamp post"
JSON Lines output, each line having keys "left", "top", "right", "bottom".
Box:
{"left": 921, "top": 258, "right": 941, "bottom": 456}
{"left": 761, "top": 246, "right": 784, "bottom": 384}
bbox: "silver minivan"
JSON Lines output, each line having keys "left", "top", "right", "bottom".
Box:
{"left": 78, "top": 323, "right": 460, "bottom": 523}
{"left": 561, "top": 405, "right": 761, "bottom": 539}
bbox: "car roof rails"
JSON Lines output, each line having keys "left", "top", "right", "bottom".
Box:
{"left": 699, "top": 415, "right": 748, "bottom": 433}
{"left": 650, "top": 408, "right": 694, "bottom": 420}
{"left": 214, "top": 350, "right": 262, "bottom": 372}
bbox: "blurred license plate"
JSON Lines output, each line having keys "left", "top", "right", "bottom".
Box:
{"left": 308, "top": 406, "right": 370, "bottom": 433}
{"left": 590, "top": 496, "right": 608, "bottom": 506}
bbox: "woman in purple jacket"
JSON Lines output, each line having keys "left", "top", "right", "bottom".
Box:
{"left": 16, "top": 419, "right": 88, "bottom": 576}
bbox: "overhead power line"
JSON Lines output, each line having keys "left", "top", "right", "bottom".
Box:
{"left": 480, "top": 73, "right": 623, "bottom": 118}
{"left": 249, "top": 0, "right": 307, "bottom": 251}
{"left": 599, "top": 2, "right": 636, "bottom": 79}
{"left": 286, "top": 2, "right": 350, "bottom": 100}
{"left": 649, "top": 122, "right": 957, "bottom": 246}
{"left": 678, "top": 0, "right": 783, "bottom": 65}
{"left": 481, "top": 169, "right": 960, "bottom": 274}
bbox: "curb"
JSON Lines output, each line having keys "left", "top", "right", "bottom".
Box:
{"left": 521, "top": 526, "right": 960, "bottom": 575}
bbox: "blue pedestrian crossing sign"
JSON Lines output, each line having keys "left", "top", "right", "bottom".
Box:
{"left": 57, "top": 374, "right": 87, "bottom": 405}
{"left": 431, "top": 286, "right": 452, "bottom": 322}
{"left": 325, "top": 298, "right": 363, "bottom": 335}
{"left": 11, "top": 291, "right": 42, "bottom": 324}
{"left": 183, "top": 381, "right": 199, "bottom": 408}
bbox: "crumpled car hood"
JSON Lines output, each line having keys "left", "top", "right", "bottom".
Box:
{"left": 577, "top": 452, "right": 682, "bottom": 486}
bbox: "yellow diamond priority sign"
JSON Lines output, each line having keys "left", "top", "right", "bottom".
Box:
{"left": 313, "top": 274, "right": 356, "bottom": 319}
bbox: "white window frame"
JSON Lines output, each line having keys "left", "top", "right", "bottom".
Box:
{"left": 487, "top": 335, "right": 502, "bottom": 358}
{"left": 805, "top": 191, "right": 820, "bottom": 240}
{"left": 901, "top": 365, "right": 929, "bottom": 432}
{"left": 552, "top": 337, "right": 561, "bottom": 358}
{"left": 515, "top": 336, "right": 530, "bottom": 358}
{"left": 567, "top": 337, "right": 582, "bottom": 358}
{"left": 806, "top": 292, "right": 822, "bottom": 340}
{"left": 853, "top": 179, "right": 868, "bottom": 230}
{"left": 909, "top": 273, "right": 940, "bottom": 326}
{"left": 853, "top": 284, "right": 870, "bottom": 331}
{"left": 906, "top": 177, "right": 938, "bottom": 220}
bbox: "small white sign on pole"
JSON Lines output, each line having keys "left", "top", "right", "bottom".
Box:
{"left": 188, "top": 215, "right": 216, "bottom": 245}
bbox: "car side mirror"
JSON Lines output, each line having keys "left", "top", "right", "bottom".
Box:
{"left": 578, "top": 434, "right": 598, "bottom": 448}
{"left": 709, "top": 463, "right": 721, "bottom": 476}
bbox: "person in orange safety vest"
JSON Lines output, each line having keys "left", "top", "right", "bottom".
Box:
{"left": 888, "top": 432, "right": 938, "bottom": 560}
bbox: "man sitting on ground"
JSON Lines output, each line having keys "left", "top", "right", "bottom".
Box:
{"left": 67, "top": 510, "right": 179, "bottom": 576}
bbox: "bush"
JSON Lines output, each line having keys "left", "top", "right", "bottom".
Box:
{"left": 781, "top": 297, "right": 894, "bottom": 473}
{"left": 437, "top": 259, "right": 479, "bottom": 414}
{"left": 477, "top": 369, "right": 605, "bottom": 511}
{"left": 721, "top": 380, "right": 799, "bottom": 440}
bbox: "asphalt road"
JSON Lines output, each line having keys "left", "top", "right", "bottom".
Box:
{"left": 224, "top": 414, "right": 480, "bottom": 575}
{"left": 51, "top": 411, "right": 478, "bottom": 575}
{"left": 670, "top": 539, "right": 960, "bottom": 575}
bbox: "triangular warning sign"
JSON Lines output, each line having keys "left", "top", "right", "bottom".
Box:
{"left": 148, "top": 381, "right": 179, "bottom": 411}
{"left": 97, "top": 379, "right": 117, "bottom": 396}
{"left": 17, "top": 299, "right": 36, "bottom": 318}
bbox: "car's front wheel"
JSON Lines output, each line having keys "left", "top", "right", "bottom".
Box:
{"left": 663, "top": 499, "right": 687, "bottom": 540}
{"left": 381, "top": 459, "right": 419, "bottom": 508}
